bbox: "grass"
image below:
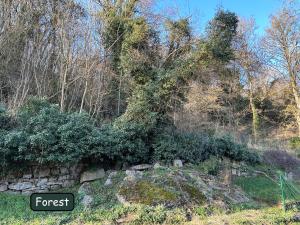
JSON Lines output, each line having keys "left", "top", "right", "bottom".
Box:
{"left": 189, "top": 206, "right": 297, "bottom": 225}
{"left": 1, "top": 193, "right": 297, "bottom": 225}
{"left": 233, "top": 175, "right": 281, "bottom": 205}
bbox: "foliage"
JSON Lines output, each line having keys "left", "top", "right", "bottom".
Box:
{"left": 196, "top": 156, "right": 222, "bottom": 175}
{"left": 0, "top": 97, "right": 261, "bottom": 172}
{"left": 0, "top": 104, "right": 13, "bottom": 130}
{"left": 0, "top": 99, "right": 106, "bottom": 171}
{"left": 207, "top": 9, "right": 238, "bottom": 62}
{"left": 152, "top": 132, "right": 260, "bottom": 164}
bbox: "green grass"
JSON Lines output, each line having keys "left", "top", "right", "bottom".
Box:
{"left": 0, "top": 189, "right": 135, "bottom": 225}
{"left": 234, "top": 175, "right": 281, "bottom": 205}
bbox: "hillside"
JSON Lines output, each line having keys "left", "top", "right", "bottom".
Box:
{"left": 1, "top": 158, "right": 300, "bottom": 225}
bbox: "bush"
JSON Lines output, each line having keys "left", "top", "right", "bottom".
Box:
{"left": 0, "top": 104, "right": 13, "bottom": 130}
{"left": 152, "top": 132, "right": 260, "bottom": 164}
{"left": 0, "top": 99, "right": 106, "bottom": 172}
{"left": 197, "top": 156, "right": 221, "bottom": 175}
{"left": 0, "top": 98, "right": 260, "bottom": 173}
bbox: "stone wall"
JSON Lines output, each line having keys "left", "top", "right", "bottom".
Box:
{"left": 0, "top": 164, "right": 83, "bottom": 195}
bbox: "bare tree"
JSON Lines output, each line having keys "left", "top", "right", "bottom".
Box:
{"left": 234, "top": 18, "right": 262, "bottom": 142}
{"left": 263, "top": 2, "right": 300, "bottom": 136}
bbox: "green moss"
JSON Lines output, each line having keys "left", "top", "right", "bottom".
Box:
{"left": 119, "top": 181, "right": 178, "bottom": 205}
{"left": 181, "top": 183, "right": 206, "bottom": 204}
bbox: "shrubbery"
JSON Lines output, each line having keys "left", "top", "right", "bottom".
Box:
{"left": 0, "top": 99, "right": 260, "bottom": 173}
{"left": 0, "top": 98, "right": 109, "bottom": 172}
{"left": 152, "top": 132, "right": 260, "bottom": 164}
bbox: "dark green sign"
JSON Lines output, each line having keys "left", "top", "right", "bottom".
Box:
{"left": 30, "top": 193, "right": 74, "bottom": 211}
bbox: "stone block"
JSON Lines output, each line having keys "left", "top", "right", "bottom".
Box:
{"left": 62, "top": 180, "right": 76, "bottom": 188}
{"left": 50, "top": 184, "right": 62, "bottom": 190}
{"left": 51, "top": 168, "right": 60, "bottom": 176}
{"left": 8, "top": 182, "right": 33, "bottom": 191}
{"left": 36, "top": 178, "right": 48, "bottom": 187}
{"left": 60, "top": 167, "right": 69, "bottom": 175}
{"left": 130, "top": 164, "right": 152, "bottom": 171}
{"left": 0, "top": 183, "right": 8, "bottom": 192}
{"left": 80, "top": 169, "right": 105, "bottom": 183}
{"left": 58, "top": 175, "right": 70, "bottom": 181}
{"left": 23, "top": 174, "right": 32, "bottom": 179}
{"left": 35, "top": 168, "right": 50, "bottom": 178}
{"left": 173, "top": 159, "right": 183, "bottom": 167}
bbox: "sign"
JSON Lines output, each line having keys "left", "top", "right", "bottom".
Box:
{"left": 30, "top": 193, "right": 74, "bottom": 211}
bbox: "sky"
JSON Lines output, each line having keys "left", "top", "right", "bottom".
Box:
{"left": 153, "top": 0, "right": 284, "bottom": 35}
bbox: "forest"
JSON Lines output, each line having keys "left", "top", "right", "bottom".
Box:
{"left": 2, "top": 0, "right": 300, "bottom": 224}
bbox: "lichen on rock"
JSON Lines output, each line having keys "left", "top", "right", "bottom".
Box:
{"left": 118, "top": 180, "right": 178, "bottom": 206}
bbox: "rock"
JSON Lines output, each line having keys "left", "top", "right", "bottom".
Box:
{"left": 130, "top": 164, "right": 152, "bottom": 171}
{"left": 232, "top": 162, "right": 240, "bottom": 169}
{"left": 224, "top": 189, "right": 250, "bottom": 204}
{"left": 35, "top": 189, "right": 49, "bottom": 193}
{"left": 125, "top": 170, "right": 136, "bottom": 177}
{"left": 60, "top": 167, "right": 69, "bottom": 175}
{"left": 80, "top": 168, "right": 105, "bottom": 183}
{"left": 232, "top": 168, "right": 237, "bottom": 175}
{"left": 104, "top": 178, "right": 112, "bottom": 186}
{"left": 173, "top": 160, "right": 183, "bottom": 167}
{"left": 0, "top": 183, "right": 8, "bottom": 192}
{"left": 36, "top": 178, "right": 48, "bottom": 187}
{"left": 51, "top": 168, "right": 60, "bottom": 176}
{"left": 58, "top": 175, "right": 70, "bottom": 181}
{"left": 62, "top": 180, "right": 76, "bottom": 188}
{"left": 48, "top": 177, "right": 58, "bottom": 182}
{"left": 8, "top": 182, "right": 33, "bottom": 191}
{"left": 108, "top": 171, "right": 118, "bottom": 178}
{"left": 293, "top": 213, "right": 300, "bottom": 222}
{"left": 69, "top": 165, "right": 80, "bottom": 177}
{"left": 36, "top": 168, "right": 51, "bottom": 178}
{"left": 81, "top": 195, "right": 93, "bottom": 209}
{"left": 124, "top": 170, "right": 143, "bottom": 182}
{"left": 188, "top": 173, "right": 212, "bottom": 199}
{"left": 22, "top": 190, "right": 33, "bottom": 196}
{"left": 116, "top": 193, "right": 128, "bottom": 204}
{"left": 78, "top": 182, "right": 92, "bottom": 196}
{"left": 47, "top": 180, "right": 63, "bottom": 186}
{"left": 50, "top": 184, "right": 62, "bottom": 190}
{"left": 23, "top": 174, "right": 32, "bottom": 179}
{"left": 154, "top": 163, "right": 161, "bottom": 169}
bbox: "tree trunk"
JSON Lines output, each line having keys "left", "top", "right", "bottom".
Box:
{"left": 248, "top": 77, "right": 259, "bottom": 142}
{"left": 291, "top": 76, "right": 300, "bottom": 137}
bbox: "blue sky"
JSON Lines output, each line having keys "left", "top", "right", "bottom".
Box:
{"left": 154, "top": 0, "right": 284, "bottom": 35}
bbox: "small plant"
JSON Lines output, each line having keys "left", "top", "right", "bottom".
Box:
{"left": 289, "top": 137, "right": 300, "bottom": 150}
{"left": 197, "top": 156, "right": 221, "bottom": 175}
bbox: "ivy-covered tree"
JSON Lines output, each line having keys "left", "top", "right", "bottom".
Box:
{"left": 206, "top": 9, "right": 239, "bottom": 62}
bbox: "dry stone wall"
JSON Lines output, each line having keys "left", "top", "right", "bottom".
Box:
{"left": 0, "top": 164, "right": 83, "bottom": 195}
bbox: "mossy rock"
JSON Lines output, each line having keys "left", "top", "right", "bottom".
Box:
{"left": 180, "top": 183, "right": 207, "bottom": 204}
{"left": 118, "top": 181, "right": 178, "bottom": 205}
